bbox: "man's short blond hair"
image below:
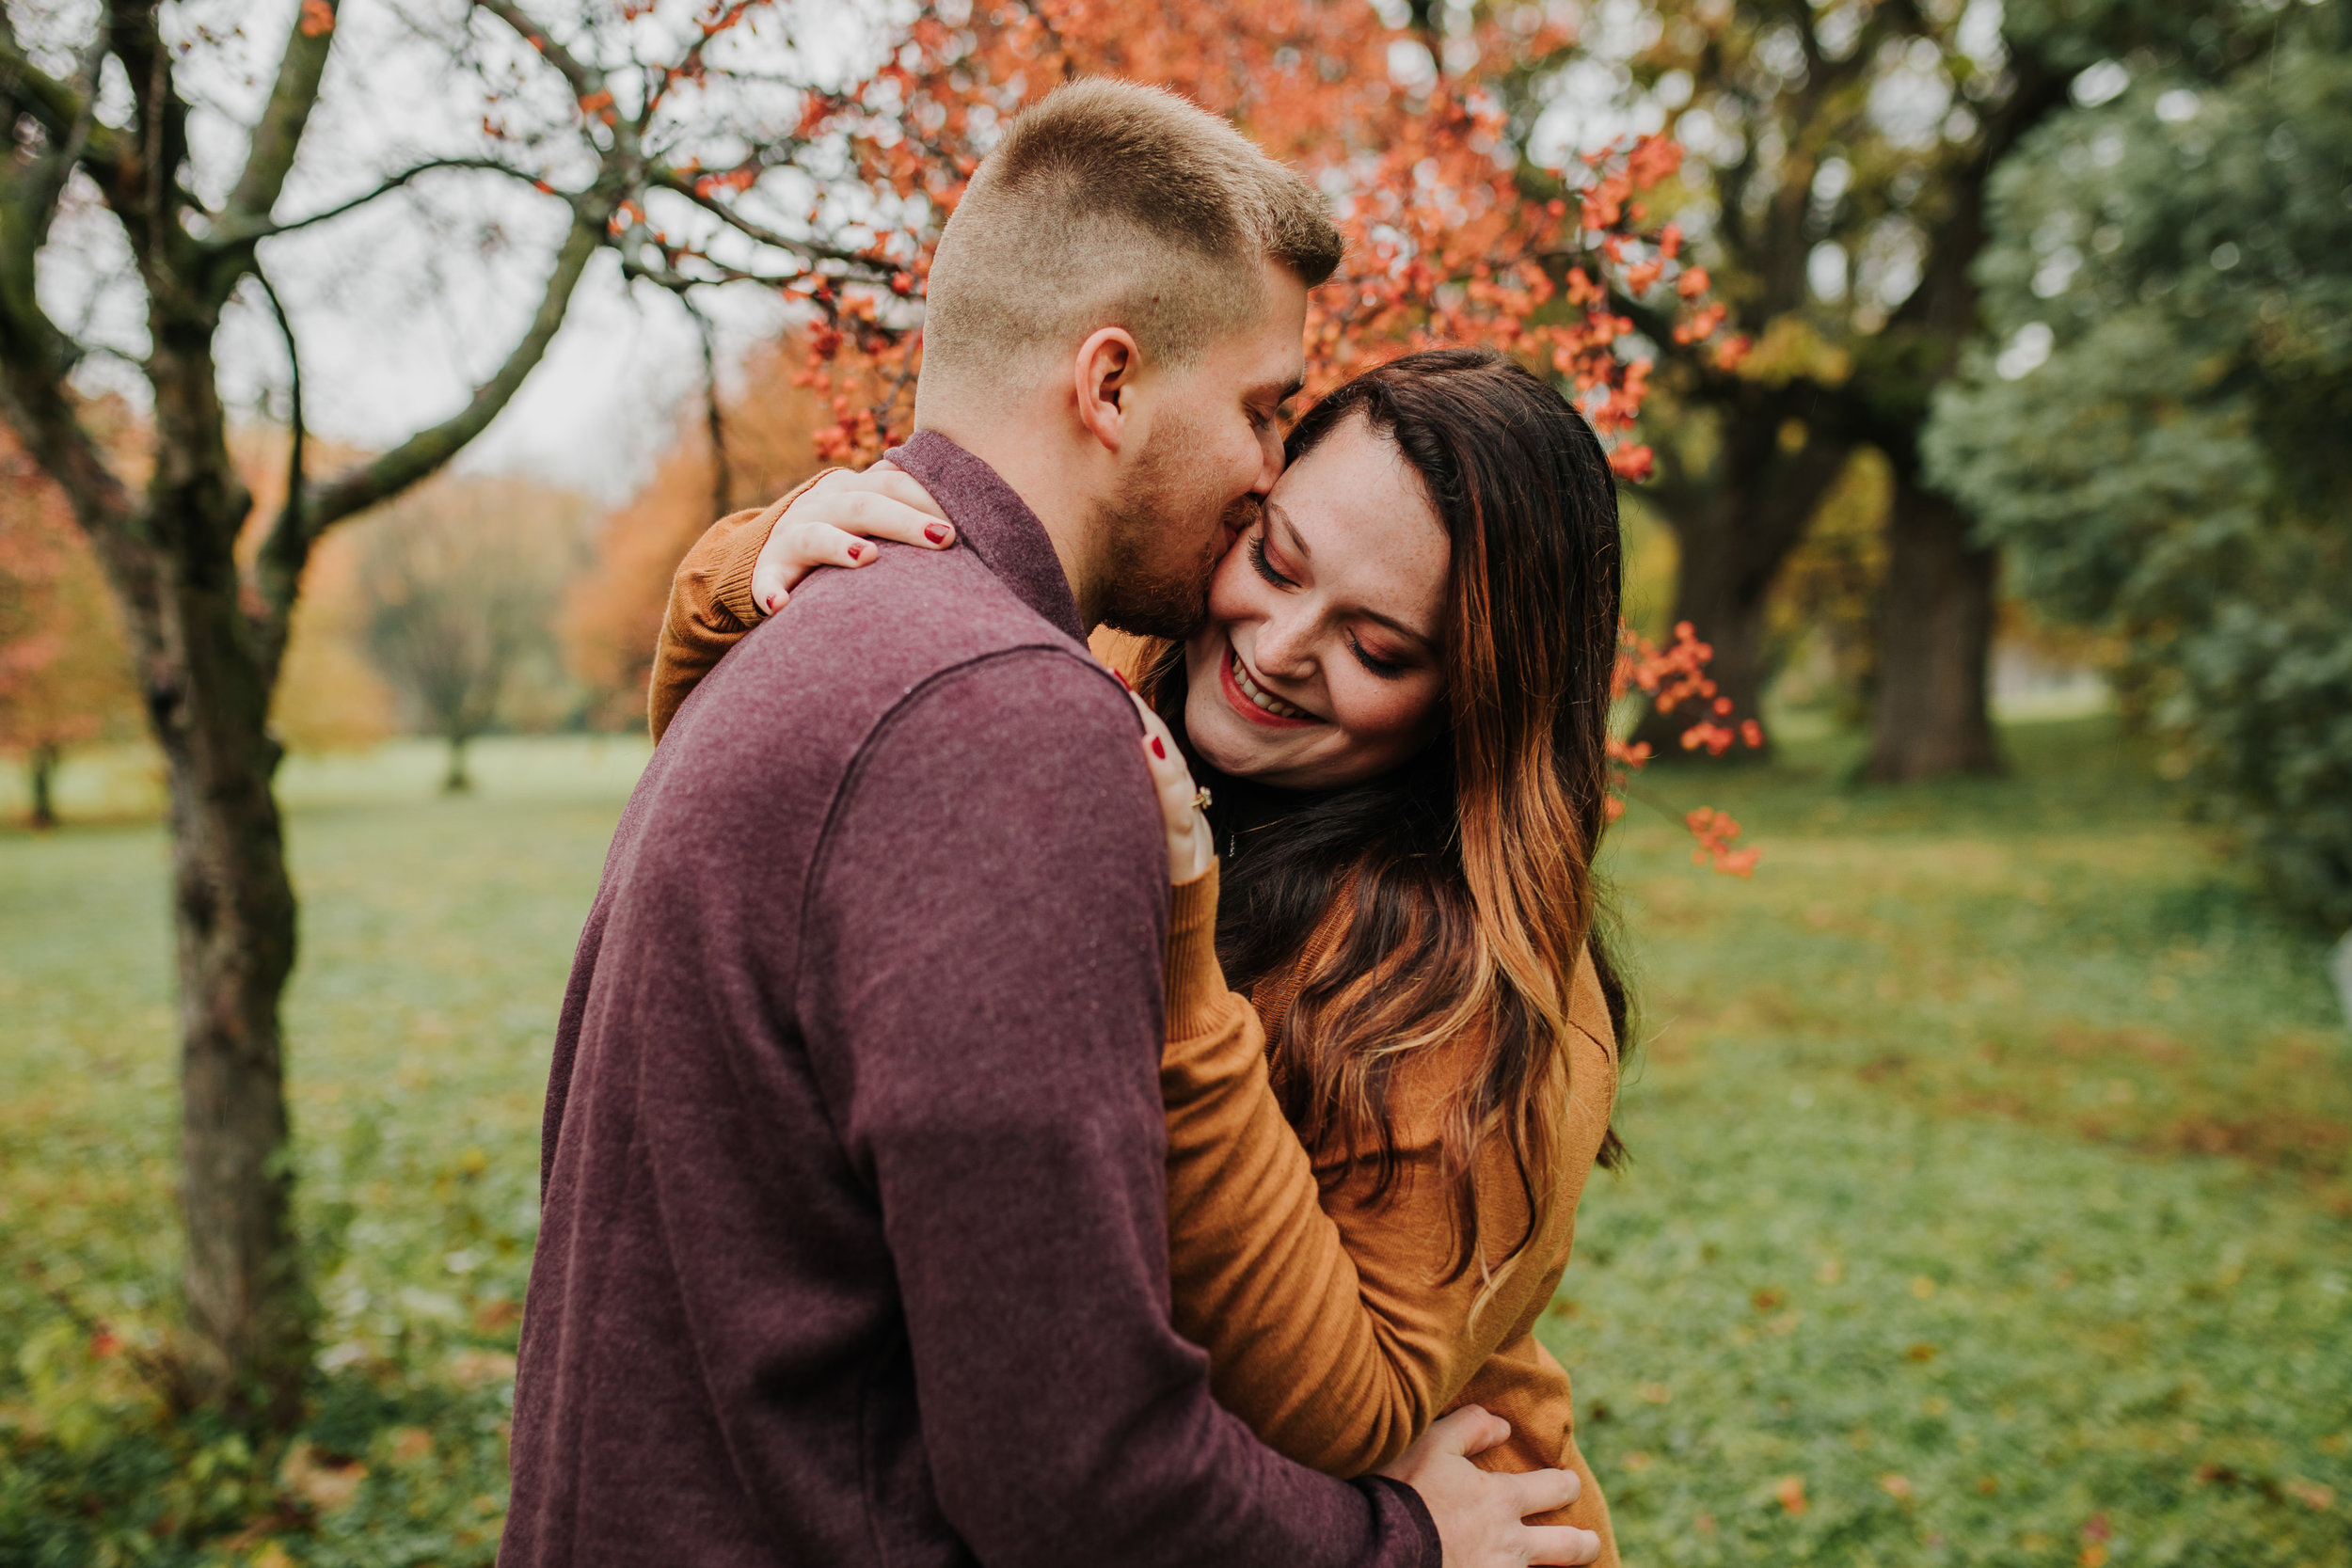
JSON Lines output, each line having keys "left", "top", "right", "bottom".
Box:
{"left": 919, "top": 79, "right": 1342, "bottom": 400}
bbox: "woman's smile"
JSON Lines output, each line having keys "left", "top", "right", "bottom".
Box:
{"left": 1219, "top": 641, "right": 1323, "bottom": 727}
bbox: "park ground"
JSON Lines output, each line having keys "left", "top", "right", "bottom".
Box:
{"left": 1, "top": 716, "right": 2347, "bottom": 1566}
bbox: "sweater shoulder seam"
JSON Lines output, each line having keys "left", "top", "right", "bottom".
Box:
{"left": 794, "top": 639, "right": 1130, "bottom": 958}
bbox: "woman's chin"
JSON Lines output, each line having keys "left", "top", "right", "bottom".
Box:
{"left": 1183, "top": 702, "right": 1277, "bottom": 780}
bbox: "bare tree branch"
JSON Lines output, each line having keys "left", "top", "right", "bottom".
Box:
{"left": 0, "top": 29, "right": 126, "bottom": 168}
{"left": 0, "top": 76, "right": 133, "bottom": 553}
{"left": 105, "top": 0, "right": 199, "bottom": 261}
{"left": 690, "top": 297, "right": 730, "bottom": 520}
{"left": 216, "top": 0, "right": 340, "bottom": 256}
{"left": 211, "top": 156, "right": 560, "bottom": 246}
{"left": 652, "top": 168, "right": 899, "bottom": 277}
{"left": 639, "top": 0, "right": 761, "bottom": 127}
{"left": 248, "top": 268, "right": 310, "bottom": 679}
{"left": 473, "top": 0, "right": 606, "bottom": 101}
{"left": 301, "top": 202, "right": 603, "bottom": 535}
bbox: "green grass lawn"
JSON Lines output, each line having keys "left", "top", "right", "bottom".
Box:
{"left": 2, "top": 722, "right": 2346, "bottom": 1566}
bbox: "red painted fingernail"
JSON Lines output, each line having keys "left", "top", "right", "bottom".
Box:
{"left": 847, "top": 543, "right": 864, "bottom": 561}
{"left": 925, "top": 523, "right": 949, "bottom": 545}
{"left": 765, "top": 595, "right": 779, "bottom": 611}
{"left": 1151, "top": 736, "right": 1167, "bottom": 759}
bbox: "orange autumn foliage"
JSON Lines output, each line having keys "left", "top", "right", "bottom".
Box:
{"left": 0, "top": 426, "right": 140, "bottom": 815}
{"left": 758, "top": 1, "right": 1736, "bottom": 475}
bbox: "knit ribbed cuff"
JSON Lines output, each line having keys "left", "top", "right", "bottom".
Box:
{"left": 712, "top": 508, "right": 771, "bottom": 627}
{"left": 713, "top": 470, "right": 838, "bottom": 626}
{"left": 1165, "top": 859, "right": 1236, "bottom": 1040}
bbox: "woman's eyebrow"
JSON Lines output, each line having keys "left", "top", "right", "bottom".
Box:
{"left": 1267, "top": 499, "right": 1312, "bottom": 562}
{"left": 1358, "top": 606, "right": 1437, "bottom": 651}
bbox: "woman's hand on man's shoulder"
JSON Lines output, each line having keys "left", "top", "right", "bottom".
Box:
{"left": 748, "top": 464, "right": 957, "bottom": 615}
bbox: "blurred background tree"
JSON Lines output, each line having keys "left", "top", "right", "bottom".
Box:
{"left": 358, "top": 477, "right": 590, "bottom": 793}
{"left": 0, "top": 428, "right": 139, "bottom": 827}
{"left": 1927, "top": 7, "right": 2352, "bottom": 929}
{"left": 1539, "top": 0, "right": 2306, "bottom": 778}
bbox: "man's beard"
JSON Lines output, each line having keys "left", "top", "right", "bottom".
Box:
{"left": 1093, "top": 421, "right": 1258, "bottom": 641}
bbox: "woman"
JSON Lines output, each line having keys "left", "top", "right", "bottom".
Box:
{"left": 654, "top": 347, "right": 1632, "bottom": 1562}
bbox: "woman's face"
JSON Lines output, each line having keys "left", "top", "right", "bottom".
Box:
{"left": 1182, "top": 412, "right": 1451, "bottom": 791}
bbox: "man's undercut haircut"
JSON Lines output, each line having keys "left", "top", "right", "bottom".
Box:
{"left": 922, "top": 79, "right": 1343, "bottom": 398}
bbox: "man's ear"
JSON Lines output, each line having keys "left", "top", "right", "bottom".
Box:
{"left": 1071, "top": 326, "right": 1140, "bottom": 454}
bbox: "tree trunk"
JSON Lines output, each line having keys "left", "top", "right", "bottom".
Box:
{"left": 1637, "top": 399, "right": 1852, "bottom": 757}
{"left": 443, "top": 732, "right": 471, "bottom": 794}
{"left": 1864, "top": 469, "right": 2002, "bottom": 782}
{"left": 27, "top": 741, "right": 59, "bottom": 829}
{"left": 1637, "top": 484, "right": 1780, "bottom": 753}
{"left": 135, "top": 325, "right": 310, "bottom": 1424}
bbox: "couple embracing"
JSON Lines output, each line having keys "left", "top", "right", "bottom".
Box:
{"left": 504, "top": 77, "right": 1633, "bottom": 1568}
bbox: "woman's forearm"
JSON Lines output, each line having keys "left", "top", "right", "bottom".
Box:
{"left": 1159, "top": 870, "right": 1541, "bottom": 1476}
{"left": 648, "top": 503, "right": 780, "bottom": 743}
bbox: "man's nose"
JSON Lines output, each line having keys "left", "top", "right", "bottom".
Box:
{"left": 1252, "top": 423, "right": 1284, "bottom": 496}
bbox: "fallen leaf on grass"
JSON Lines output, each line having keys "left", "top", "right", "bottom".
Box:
{"left": 450, "top": 1348, "right": 517, "bottom": 1388}
{"left": 1638, "top": 1382, "right": 1672, "bottom": 1404}
{"left": 2285, "top": 1477, "right": 2335, "bottom": 1511}
{"left": 389, "top": 1426, "right": 434, "bottom": 1465}
{"left": 1878, "top": 1474, "right": 1914, "bottom": 1500}
{"left": 280, "top": 1442, "right": 367, "bottom": 1513}
{"left": 1774, "top": 1475, "right": 1808, "bottom": 1516}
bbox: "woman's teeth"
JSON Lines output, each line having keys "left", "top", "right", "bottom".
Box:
{"left": 1231, "top": 651, "right": 1312, "bottom": 721}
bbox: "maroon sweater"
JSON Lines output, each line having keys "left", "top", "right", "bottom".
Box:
{"left": 502, "top": 432, "right": 1438, "bottom": 1567}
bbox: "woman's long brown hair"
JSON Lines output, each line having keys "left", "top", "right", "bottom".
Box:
{"left": 1143, "top": 346, "right": 1631, "bottom": 1286}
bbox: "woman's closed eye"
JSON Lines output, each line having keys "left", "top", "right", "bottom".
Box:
{"left": 1248, "top": 531, "right": 1296, "bottom": 590}
{"left": 1348, "top": 633, "right": 1407, "bottom": 679}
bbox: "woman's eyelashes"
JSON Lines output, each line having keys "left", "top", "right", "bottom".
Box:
{"left": 1248, "top": 531, "right": 1411, "bottom": 681}
{"left": 1348, "top": 634, "right": 1407, "bottom": 679}
{"left": 1248, "top": 531, "right": 1296, "bottom": 589}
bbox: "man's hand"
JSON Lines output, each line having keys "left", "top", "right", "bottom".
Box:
{"left": 747, "top": 464, "right": 953, "bottom": 614}
{"left": 1380, "top": 1406, "right": 1602, "bottom": 1567}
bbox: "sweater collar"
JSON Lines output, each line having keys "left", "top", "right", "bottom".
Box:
{"left": 886, "top": 431, "right": 1084, "bottom": 641}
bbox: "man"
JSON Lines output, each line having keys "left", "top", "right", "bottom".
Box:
{"left": 504, "top": 79, "right": 1597, "bottom": 1568}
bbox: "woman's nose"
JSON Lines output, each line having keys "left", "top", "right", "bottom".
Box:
{"left": 1252, "top": 612, "right": 1314, "bottom": 678}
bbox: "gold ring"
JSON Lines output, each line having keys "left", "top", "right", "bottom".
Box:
{"left": 1191, "top": 785, "right": 1213, "bottom": 815}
